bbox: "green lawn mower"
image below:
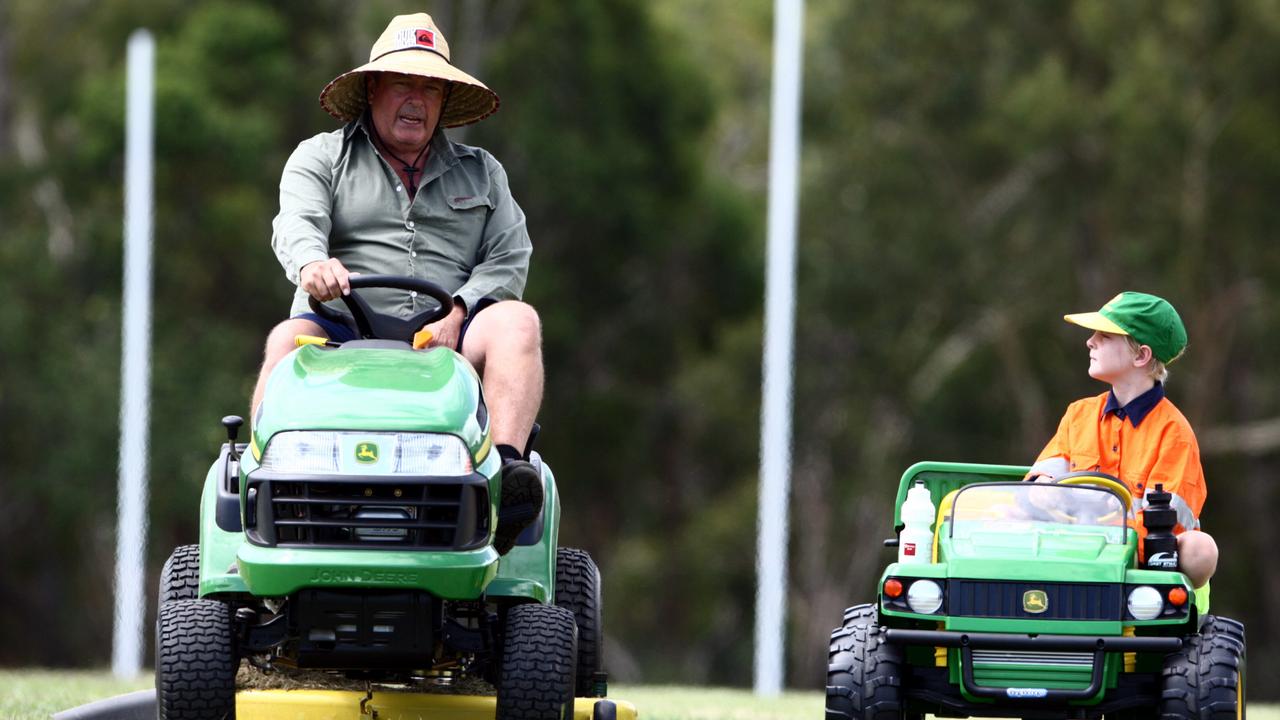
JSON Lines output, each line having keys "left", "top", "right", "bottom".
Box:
{"left": 826, "top": 462, "right": 1245, "bottom": 720}
{"left": 155, "top": 276, "right": 605, "bottom": 720}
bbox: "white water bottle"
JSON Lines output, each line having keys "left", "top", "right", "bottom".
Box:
{"left": 898, "top": 481, "right": 937, "bottom": 564}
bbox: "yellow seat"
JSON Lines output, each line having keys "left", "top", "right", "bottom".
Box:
{"left": 932, "top": 489, "right": 960, "bottom": 562}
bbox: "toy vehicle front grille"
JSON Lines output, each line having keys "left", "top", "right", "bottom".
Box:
{"left": 970, "top": 649, "right": 1096, "bottom": 690}
{"left": 971, "top": 649, "right": 1094, "bottom": 667}
{"left": 949, "top": 580, "right": 1123, "bottom": 620}
{"left": 246, "top": 478, "right": 489, "bottom": 550}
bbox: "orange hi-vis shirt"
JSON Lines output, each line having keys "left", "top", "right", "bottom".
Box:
{"left": 1034, "top": 386, "right": 1206, "bottom": 543}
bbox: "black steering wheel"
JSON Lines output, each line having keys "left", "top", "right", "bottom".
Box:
{"left": 308, "top": 275, "right": 454, "bottom": 344}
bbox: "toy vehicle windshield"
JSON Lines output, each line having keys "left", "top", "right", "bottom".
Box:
{"left": 949, "top": 483, "right": 1128, "bottom": 544}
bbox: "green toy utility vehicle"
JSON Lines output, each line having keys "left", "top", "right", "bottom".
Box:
{"left": 155, "top": 276, "right": 604, "bottom": 720}
{"left": 826, "top": 461, "right": 1245, "bottom": 720}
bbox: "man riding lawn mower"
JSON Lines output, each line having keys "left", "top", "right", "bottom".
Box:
{"left": 154, "top": 278, "right": 613, "bottom": 720}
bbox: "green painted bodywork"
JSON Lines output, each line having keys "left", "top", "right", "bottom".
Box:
{"left": 878, "top": 461, "right": 1200, "bottom": 707}
{"left": 252, "top": 346, "right": 489, "bottom": 462}
{"left": 196, "top": 344, "right": 557, "bottom": 605}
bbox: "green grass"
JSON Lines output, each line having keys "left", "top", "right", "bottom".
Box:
{"left": 0, "top": 669, "right": 154, "bottom": 719}
{"left": 2, "top": 670, "right": 1275, "bottom": 720}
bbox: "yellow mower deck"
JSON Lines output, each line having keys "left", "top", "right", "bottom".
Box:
{"left": 236, "top": 690, "right": 637, "bottom": 720}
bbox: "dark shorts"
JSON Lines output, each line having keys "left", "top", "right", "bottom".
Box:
{"left": 295, "top": 297, "right": 498, "bottom": 351}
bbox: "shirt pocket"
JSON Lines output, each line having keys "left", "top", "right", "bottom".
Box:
{"left": 1068, "top": 453, "right": 1100, "bottom": 473}
{"left": 445, "top": 193, "right": 494, "bottom": 234}
{"left": 413, "top": 193, "right": 493, "bottom": 270}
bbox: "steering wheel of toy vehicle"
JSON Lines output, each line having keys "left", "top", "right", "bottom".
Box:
{"left": 1053, "top": 470, "right": 1133, "bottom": 512}
{"left": 308, "top": 275, "right": 454, "bottom": 344}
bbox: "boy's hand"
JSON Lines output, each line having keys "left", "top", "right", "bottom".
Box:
{"left": 1025, "top": 456, "right": 1069, "bottom": 482}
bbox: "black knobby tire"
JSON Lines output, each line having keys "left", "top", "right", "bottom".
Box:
{"left": 156, "top": 599, "right": 237, "bottom": 720}
{"left": 1160, "top": 614, "right": 1246, "bottom": 720}
{"left": 827, "top": 603, "right": 909, "bottom": 720}
{"left": 160, "top": 544, "right": 201, "bottom": 605}
{"left": 496, "top": 603, "right": 577, "bottom": 720}
{"left": 555, "top": 547, "right": 604, "bottom": 696}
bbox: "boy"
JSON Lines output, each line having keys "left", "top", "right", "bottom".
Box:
{"left": 1026, "top": 292, "right": 1218, "bottom": 588}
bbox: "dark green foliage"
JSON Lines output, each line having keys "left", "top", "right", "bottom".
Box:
{"left": 1, "top": 0, "right": 1279, "bottom": 698}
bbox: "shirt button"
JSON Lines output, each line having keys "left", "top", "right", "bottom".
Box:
{"left": 407, "top": 220, "right": 415, "bottom": 229}
{"left": 410, "top": 291, "right": 418, "bottom": 298}
{"left": 410, "top": 251, "right": 417, "bottom": 258}
{"left": 396, "top": 185, "right": 403, "bottom": 192}
{"left": 1113, "top": 445, "right": 1119, "bottom": 452}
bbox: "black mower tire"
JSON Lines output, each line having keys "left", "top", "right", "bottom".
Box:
{"left": 1160, "top": 614, "right": 1245, "bottom": 720}
{"left": 496, "top": 603, "right": 577, "bottom": 720}
{"left": 555, "top": 547, "right": 604, "bottom": 696}
{"left": 155, "top": 599, "right": 237, "bottom": 720}
{"left": 160, "top": 544, "right": 201, "bottom": 605}
{"left": 827, "top": 603, "right": 912, "bottom": 720}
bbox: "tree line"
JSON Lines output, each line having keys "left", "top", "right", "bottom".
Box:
{"left": 1, "top": 0, "right": 1277, "bottom": 695}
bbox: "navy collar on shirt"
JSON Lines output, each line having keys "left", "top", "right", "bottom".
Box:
{"left": 1102, "top": 382, "right": 1165, "bottom": 428}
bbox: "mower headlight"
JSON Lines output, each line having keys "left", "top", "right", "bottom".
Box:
{"left": 1127, "top": 585, "right": 1164, "bottom": 620}
{"left": 393, "top": 433, "right": 473, "bottom": 475}
{"left": 260, "top": 431, "right": 473, "bottom": 476}
{"left": 259, "top": 431, "right": 340, "bottom": 473}
{"left": 906, "top": 580, "right": 944, "bottom": 614}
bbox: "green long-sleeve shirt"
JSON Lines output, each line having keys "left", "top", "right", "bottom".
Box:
{"left": 271, "top": 115, "right": 531, "bottom": 319}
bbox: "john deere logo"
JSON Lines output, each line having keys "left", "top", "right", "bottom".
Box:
{"left": 355, "top": 442, "right": 379, "bottom": 464}
{"left": 1023, "top": 590, "right": 1049, "bottom": 614}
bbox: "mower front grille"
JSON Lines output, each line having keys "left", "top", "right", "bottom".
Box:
{"left": 949, "top": 580, "right": 1123, "bottom": 621}
{"left": 245, "top": 475, "right": 489, "bottom": 550}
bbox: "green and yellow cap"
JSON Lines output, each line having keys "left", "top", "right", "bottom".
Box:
{"left": 1064, "top": 292, "right": 1188, "bottom": 363}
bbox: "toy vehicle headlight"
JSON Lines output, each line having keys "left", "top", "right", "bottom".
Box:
{"left": 906, "top": 579, "right": 944, "bottom": 614}
{"left": 1127, "top": 585, "right": 1164, "bottom": 620}
{"left": 260, "top": 431, "right": 473, "bottom": 476}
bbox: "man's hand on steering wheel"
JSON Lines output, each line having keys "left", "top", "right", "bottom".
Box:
{"left": 422, "top": 304, "right": 467, "bottom": 349}
{"left": 307, "top": 275, "right": 454, "bottom": 344}
{"left": 301, "top": 258, "right": 353, "bottom": 301}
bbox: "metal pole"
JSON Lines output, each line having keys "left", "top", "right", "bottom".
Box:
{"left": 754, "top": 0, "right": 804, "bottom": 697}
{"left": 113, "top": 29, "right": 154, "bottom": 679}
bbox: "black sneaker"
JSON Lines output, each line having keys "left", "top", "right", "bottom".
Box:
{"left": 493, "top": 460, "right": 543, "bottom": 555}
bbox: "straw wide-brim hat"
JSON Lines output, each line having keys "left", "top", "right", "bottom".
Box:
{"left": 319, "top": 13, "right": 499, "bottom": 128}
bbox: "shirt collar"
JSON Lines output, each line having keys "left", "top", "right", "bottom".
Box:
{"left": 1102, "top": 382, "right": 1165, "bottom": 427}
{"left": 347, "top": 112, "right": 470, "bottom": 179}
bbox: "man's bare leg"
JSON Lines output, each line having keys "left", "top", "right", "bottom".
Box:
{"left": 251, "top": 318, "right": 327, "bottom": 415}
{"left": 457, "top": 301, "right": 544, "bottom": 454}
{"left": 457, "top": 300, "right": 544, "bottom": 554}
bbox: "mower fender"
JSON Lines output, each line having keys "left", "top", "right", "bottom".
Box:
{"left": 489, "top": 452, "right": 560, "bottom": 603}
{"left": 199, "top": 461, "right": 249, "bottom": 596}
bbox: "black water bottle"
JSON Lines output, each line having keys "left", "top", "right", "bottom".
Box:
{"left": 1142, "top": 483, "right": 1179, "bottom": 570}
